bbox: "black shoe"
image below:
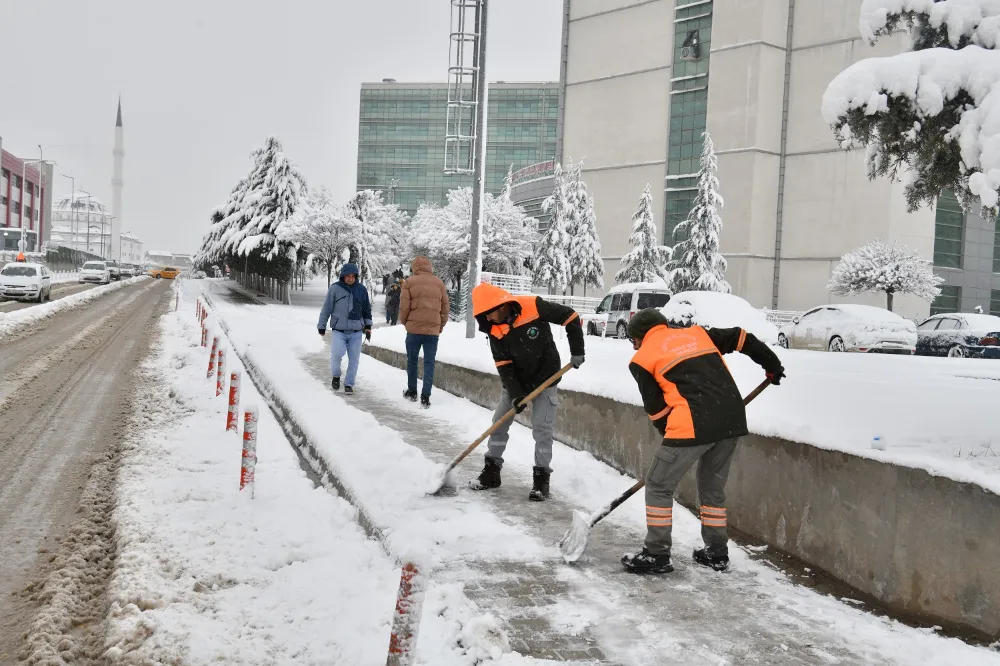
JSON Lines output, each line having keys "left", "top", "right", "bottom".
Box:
{"left": 332, "top": 377, "right": 341, "bottom": 391}
{"left": 528, "top": 466, "right": 550, "bottom": 501}
{"left": 469, "top": 457, "right": 502, "bottom": 490}
{"left": 420, "top": 394, "right": 431, "bottom": 409}
{"left": 344, "top": 385, "right": 354, "bottom": 395}
{"left": 403, "top": 389, "right": 418, "bottom": 402}
{"left": 692, "top": 548, "right": 729, "bottom": 572}
{"left": 622, "top": 547, "right": 674, "bottom": 574}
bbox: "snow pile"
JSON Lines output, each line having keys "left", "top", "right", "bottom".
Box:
{"left": 662, "top": 291, "right": 779, "bottom": 345}
{"left": 860, "top": 0, "right": 1000, "bottom": 47}
{"left": 0, "top": 275, "right": 148, "bottom": 340}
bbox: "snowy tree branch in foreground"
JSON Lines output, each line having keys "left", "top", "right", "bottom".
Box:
{"left": 823, "top": 0, "right": 1000, "bottom": 219}
{"left": 827, "top": 238, "right": 943, "bottom": 312}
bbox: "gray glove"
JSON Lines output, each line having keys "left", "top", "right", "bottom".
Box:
{"left": 570, "top": 355, "right": 585, "bottom": 369}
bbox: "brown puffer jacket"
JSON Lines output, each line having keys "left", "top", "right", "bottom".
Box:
{"left": 400, "top": 256, "right": 449, "bottom": 335}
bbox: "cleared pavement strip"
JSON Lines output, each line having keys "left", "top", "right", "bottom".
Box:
{"left": 0, "top": 282, "right": 100, "bottom": 313}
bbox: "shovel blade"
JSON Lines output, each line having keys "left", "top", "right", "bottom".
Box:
{"left": 428, "top": 467, "right": 458, "bottom": 497}
{"left": 559, "top": 509, "right": 592, "bottom": 563}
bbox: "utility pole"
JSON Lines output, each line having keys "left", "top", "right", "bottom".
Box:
{"left": 61, "top": 174, "right": 77, "bottom": 267}
{"left": 466, "top": 0, "right": 489, "bottom": 337}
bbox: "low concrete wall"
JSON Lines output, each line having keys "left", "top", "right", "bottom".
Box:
{"left": 366, "top": 345, "right": 1000, "bottom": 638}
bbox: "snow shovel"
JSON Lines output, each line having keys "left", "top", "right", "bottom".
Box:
{"left": 558, "top": 377, "right": 772, "bottom": 563}
{"left": 429, "top": 363, "right": 575, "bottom": 497}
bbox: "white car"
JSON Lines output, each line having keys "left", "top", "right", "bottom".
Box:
{"left": 0, "top": 262, "right": 52, "bottom": 302}
{"left": 778, "top": 303, "right": 917, "bottom": 354}
{"left": 79, "top": 261, "right": 111, "bottom": 285}
{"left": 661, "top": 291, "right": 780, "bottom": 345}
{"left": 586, "top": 282, "right": 672, "bottom": 338}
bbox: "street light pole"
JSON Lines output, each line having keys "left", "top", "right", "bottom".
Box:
{"left": 466, "top": 0, "right": 489, "bottom": 338}
{"left": 22, "top": 158, "right": 56, "bottom": 253}
{"left": 80, "top": 189, "right": 92, "bottom": 257}
{"left": 60, "top": 174, "right": 77, "bottom": 266}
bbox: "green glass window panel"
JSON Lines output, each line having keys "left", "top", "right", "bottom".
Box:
{"left": 930, "top": 285, "right": 962, "bottom": 315}
{"left": 994, "top": 219, "right": 1000, "bottom": 273}
{"left": 664, "top": 188, "right": 698, "bottom": 246}
{"left": 933, "top": 190, "right": 965, "bottom": 269}
{"left": 991, "top": 289, "right": 1000, "bottom": 316}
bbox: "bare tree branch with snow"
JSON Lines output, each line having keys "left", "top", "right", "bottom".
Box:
{"left": 827, "top": 238, "right": 943, "bottom": 311}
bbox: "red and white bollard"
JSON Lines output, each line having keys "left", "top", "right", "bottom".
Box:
{"left": 386, "top": 561, "right": 427, "bottom": 666}
{"left": 207, "top": 336, "right": 219, "bottom": 378}
{"left": 226, "top": 370, "right": 241, "bottom": 432}
{"left": 216, "top": 348, "right": 226, "bottom": 397}
{"left": 200, "top": 322, "right": 208, "bottom": 347}
{"left": 240, "top": 405, "right": 258, "bottom": 497}
{"left": 175, "top": 292, "right": 180, "bottom": 311}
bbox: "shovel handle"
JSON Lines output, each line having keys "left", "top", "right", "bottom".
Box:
{"left": 446, "top": 363, "right": 575, "bottom": 472}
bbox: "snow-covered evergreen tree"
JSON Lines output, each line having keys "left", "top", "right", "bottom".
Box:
{"left": 565, "top": 161, "right": 603, "bottom": 295}
{"left": 827, "top": 239, "right": 943, "bottom": 312}
{"left": 664, "top": 133, "right": 730, "bottom": 294}
{"left": 537, "top": 163, "right": 573, "bottom": 292}
{"left": 278, "top": 186, "right": 359, "bottom": 286}
{"left": 615, "top": 184, "right": 669, "bottom": 284}
{"left": 823, "top": 0, "right": 1000, "bottom": 219}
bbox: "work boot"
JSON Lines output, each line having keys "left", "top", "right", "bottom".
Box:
{"left": 528, "top": 466, "right": 550, "bottom": 501}
{"left": 403, "top": 389, "right": 418, "bottom": 402}
{"left": 692, "top": 548, "right": 730, "bottom": 572}
{"left": 332, "top": 377, "right": 341, "bottom": 391}
{"left": 344, "top": 385, "right": 354, "bottom": 395}
{"left": 469, "top": 457, "right": 502, "bottom": 490}
{"left": 420, "top": 394, "right": 431, "bottom": 409}
{"left": 622, "top": 547, "right": 674, "bottom": 574}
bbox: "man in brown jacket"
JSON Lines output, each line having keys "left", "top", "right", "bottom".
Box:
{"left": 399, "top": 256, "right": 450, "bottom": 407}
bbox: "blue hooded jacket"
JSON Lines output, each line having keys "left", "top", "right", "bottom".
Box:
{"left": 318, "top": 263, "right": 373, "bottom": 332}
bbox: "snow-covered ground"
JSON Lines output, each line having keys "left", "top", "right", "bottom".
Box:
{"left": 184, "top": 277, "right": 1000, "bottom": 665}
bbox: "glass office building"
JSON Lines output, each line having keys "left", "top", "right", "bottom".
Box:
{"left": 357, "top": 81, "right": 558, "bottom": 218}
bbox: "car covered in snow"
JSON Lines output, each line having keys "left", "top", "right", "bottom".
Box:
{"left": 915, "top": 313, "right": 1000, "bottom": 359}
{"left": 778, "top": 304, "right": 917, "bottom": 354}
{"left": 79, "top": 261, "right": 111, "bottom": 284}
{"left": 585, "top": 282, "right": 672, "bottom": 338}
{"left": 660, "top": 291, "right": 780, "bottom": 345}
{"left": 0, "top": 262, "right": 52, "bottom": 302}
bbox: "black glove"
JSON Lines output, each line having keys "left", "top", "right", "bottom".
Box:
{"left": 318, "top": 328, "right": 326, "bottom": 336}
{"left": 511, "top": 395, "right": 528, "bottom": 414}
{"left": 364, "top": 328, "right": 372, "bottom": 342}
{"left": 766, "top": 366, "right": 785, "bottom": 385}
{"left": 570, "top": 354, "right": 585, "bottom": 369}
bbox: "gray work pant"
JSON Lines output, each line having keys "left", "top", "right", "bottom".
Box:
{"left": 486, "top": 387, "right": 559, "bottom": 471}
{"left": 643, "top": 437, "right": 740, "bottom": 556}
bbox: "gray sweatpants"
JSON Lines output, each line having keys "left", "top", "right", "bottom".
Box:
{"left": 643, "top": 437, "right": 740, "bottom": 556}
{"left": 486, "top": 387, "right": 559, "bottom": 471}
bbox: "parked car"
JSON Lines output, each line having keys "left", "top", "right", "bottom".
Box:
{"left": 193, "top": 270, "right": 207, "bottom": 279}
{"left": 0, "top": 262, "right": 52, "bottom": 302}
{"left": 79, "top": 261, "right": 111, "bottom": 284}
{"left": 148, "top": 266, "right": 180, "bottom": 280}
{"left": 661, "top": 291, "right": 780, "bottom": 345}
{"left": 915, "top": 313, "right": 1000, "bottom": 358}
{"left": 119, "top": 264, "right": 138, "bottom": 278}
{"left": 586, "top": 283, "right": 672, "bottom": 338}
{"left": 104, "top": 259, "right": 122, "bottom": 281}
{"left": 778, "top": 304, "right": 917, "bottom": 354}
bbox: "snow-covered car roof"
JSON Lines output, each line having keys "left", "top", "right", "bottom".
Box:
{"left": 924, "top": 313, "right": 1000, "bottom": 332}
{"left": 661, "top": 291, "right": 779, "bottom": 345}
{"left": 1, "top": 262, "right": 44, "bottom": 270}
{"left": 826, "top": 303, "right": 911, "bottom": 324}
{"left": 607, "top": 281, "right": 670, "bottom": 294}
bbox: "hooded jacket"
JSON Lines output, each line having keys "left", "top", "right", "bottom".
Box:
{"left": 318, "top": 263, "right": 373, "bottom": 332}
{"left": 399, "top": 256, "right": 449, "bottom": 335}
{"left": 629, "top": 323, "right": 781, "bottom": 446}
{"left": 471, "top": 283, "right": 585, "bottom": 399}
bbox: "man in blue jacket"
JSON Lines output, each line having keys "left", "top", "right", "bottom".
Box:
{"left": 318, "top": 263, "right": 372, "bottom": 395}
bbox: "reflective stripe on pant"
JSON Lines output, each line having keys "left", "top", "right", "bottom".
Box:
{"left": 485, "top": 387, "right": 558, "bottom": 471}
{"left": 330, "top": 330, "right": 363, "bottom": 386}
{"left": 643, "top": 437, "right": 739, "bottom": 556}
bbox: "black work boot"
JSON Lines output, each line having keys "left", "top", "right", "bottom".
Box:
{"left": 332, "top": 377, "right": 341, "bottom": 391}
{"left": 693, "top": 548, "right": 730, "bottom": 572}
{"left": 420, "top": 394, "right": 431, "bottom": 409}
{"left": 469, "top": 457, "right": 502, "bottom": 490}
{"left": 344, "top": 385, "right": 354, "bottom": 395}
{"left": 528, "top": 466, "right": 550, "bottom": 501}
{"left": 403, "top": 389, "right": 418, "bottom": 402}
{"left": 622, "top": 547, "right": 674, "bottom": 574}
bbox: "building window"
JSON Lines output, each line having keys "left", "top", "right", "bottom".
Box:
{"left": 994, "top": 218, "right": 1000, "bottom": 274}
{"left": 933, "top": 190, "right": 965, "bottom": 269}
{"left": 930, "top": 285, "right": 962, "bottom": 314}
{"left": 991, "top": 289, "right": 1000, "bottom": 316}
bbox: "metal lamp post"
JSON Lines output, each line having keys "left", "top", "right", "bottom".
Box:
{"left": 60, "top": 174, "right": 79, "bottom": 267}
{"left": 22, "top": 157, "right": 56, "bottom": 253}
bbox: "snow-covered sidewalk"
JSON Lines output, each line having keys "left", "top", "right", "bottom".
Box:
{"left": 199, "top": 278, "right": 1000, "bottom": 665}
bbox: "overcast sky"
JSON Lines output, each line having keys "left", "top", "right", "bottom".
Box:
{"left": 1, "top": 0, "right": 562, "bottom": 254}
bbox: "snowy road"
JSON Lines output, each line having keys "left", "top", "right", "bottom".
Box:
{"left": 0, "top": 278, "right": 169, "bottom": 664}
{"left": 0, "top": 281, "right": 99, "bottom": 313}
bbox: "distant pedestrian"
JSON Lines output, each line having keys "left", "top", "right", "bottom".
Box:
{"left": 399, "top": 256, "right": 449, "bottom": 408}
{"left": 386, "top": 281, "right": 402, "bottom": 325}
{"left": 382, "top": 273, "right": 389, "bottom": 295}
{"left": 393, "top": 267, "right": 404, "bottom": 282}
{"left": 317, "top": 263, "right": 372, "bottom": 395}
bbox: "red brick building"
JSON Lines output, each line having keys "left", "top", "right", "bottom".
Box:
{"left": 1, "top": 149, "right": 49, "bottom": 252}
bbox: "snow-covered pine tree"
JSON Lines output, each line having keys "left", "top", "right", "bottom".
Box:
{"left": 827, "top": 239, "right": 943, "bottom": 312}
{"left": 565, "top": 161, "right": 603, "bottom": 296}
{"left": 823, "top": 0, "right": 1000, "bottom": 219}
{"left": 615, "top": 184, "right": 667, "bottom": 285}
{"left": 537, "top": 163, "right": 573, "bottom": 293}
{"left": 664, "top": 132, "right": 730, "bottom": 294}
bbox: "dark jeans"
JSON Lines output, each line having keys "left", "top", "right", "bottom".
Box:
{"left": 405, "top": 333, "right": 439, "bottom": 397}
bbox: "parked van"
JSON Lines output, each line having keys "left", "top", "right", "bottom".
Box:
{"left": 587, "top": 282, "right": 672, "bottom": 338}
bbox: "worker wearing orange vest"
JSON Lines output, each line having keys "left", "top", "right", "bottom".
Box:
{"left": 468, "top": 283, "right": 585, "bottom": 501}
{"left": 622, "top": 308, "right": 784, "bottom": 574}
{"left": 15, "top": 252, "right": 27, "bottom": 262}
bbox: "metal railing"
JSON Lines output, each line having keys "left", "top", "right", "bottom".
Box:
{"left": 480, "top": 271, "right": 532, "bottom": 294}
{"left": 762, "top": 309, "right": 802, "bottom": 326}
{"left": 537, "top": 294, "right": 602, "bottom": 314}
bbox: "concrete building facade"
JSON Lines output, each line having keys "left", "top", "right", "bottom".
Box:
{"left": 357, "top": 80, "right": 558, "bottom": 218}
{"left": 558, "top": 0, "right": 996, "bottom": 319}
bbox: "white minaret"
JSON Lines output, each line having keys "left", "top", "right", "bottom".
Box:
{"left": 111, "top": 98, "right": 124, "bottom": 260}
